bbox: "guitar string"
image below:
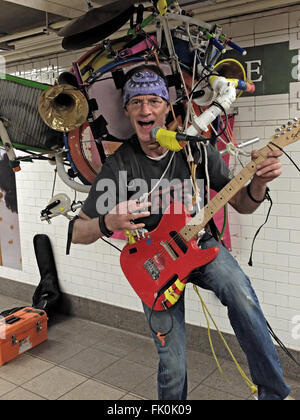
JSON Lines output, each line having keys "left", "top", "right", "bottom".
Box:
{"left": 147, "top": 165, "right": 249, "bottom": 263}
{"left": 158, "top": 132, "right": 298, "bottom": 263}
{"left": 138, "top": 132, "right": 298, "bottom": 275}
{"left": 145, "top": 160, "right": 265, "bottom": 305}
{"left": 144, "top": 145, "right": 274, "bottom": 274}
{"left": 144, "top": 138, "right": 240, "bottom": 260}
{"left": 151, "top": 159, "right": 254, "bottom": 261}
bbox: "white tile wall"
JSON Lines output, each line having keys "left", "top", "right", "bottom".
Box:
{"left": 0, "top": 6, "right": 300, "bottom": 352}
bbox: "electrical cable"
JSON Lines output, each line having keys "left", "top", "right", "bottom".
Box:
{"left": 267, "top": 321, "right": 300, "bottom": 368}
{"left": 270, "top": 142, "right": 300, "bottom": 173}
{"left": 100, "top": 237, "right": 122, "bottom": 252}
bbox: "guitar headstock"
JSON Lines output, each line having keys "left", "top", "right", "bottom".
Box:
{"left": 271, "top": 118, "right": 300, "bottom": 148}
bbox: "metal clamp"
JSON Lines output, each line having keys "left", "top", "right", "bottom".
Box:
{"left": 11, "top": 335, "right": 18, "bottom": 346}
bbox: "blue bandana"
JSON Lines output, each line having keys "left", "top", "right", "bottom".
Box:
{"left": 123, "top": 71, "right": 169, "bottom": 107}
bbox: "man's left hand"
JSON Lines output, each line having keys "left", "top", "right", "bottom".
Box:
{"left": 252, "top": 149, "right": 283, "bottom": 185}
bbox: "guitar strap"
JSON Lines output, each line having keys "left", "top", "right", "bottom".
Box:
{"left": 66, "top": 215, "right": 79, "bottom": 255}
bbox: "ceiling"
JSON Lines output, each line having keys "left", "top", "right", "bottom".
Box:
{"left": 0, "top": 0, "right": 299, "bottom": 64}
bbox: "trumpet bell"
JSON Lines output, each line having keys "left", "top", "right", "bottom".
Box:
{"left": 38, "top": 84, "right": 89, "bottom": 132}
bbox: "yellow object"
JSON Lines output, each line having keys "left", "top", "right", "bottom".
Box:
{"left": 175, "top": 279, "right": 186, "bottom": 292}
{"left": 124, "top": 229, "right": 136, "bottom": 244}
{"left": 193, "top": 285, "right": 258, "bottom": 395}
{"left": 157, "top": 0, "right": 168, "bottom": 15}
{"left": 164, "top": 288, "right": 180, "bottom": 306}
{"left": 164, "top": 279, "right": 186, "bottom": 305}
{"left": 155, "top": 128, "right": 183, "bottom": 151}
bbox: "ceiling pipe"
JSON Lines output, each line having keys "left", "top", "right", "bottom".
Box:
{"left": 2, "top": 1, "right": 300, "bottom": 65}
{"left": 3, "top": 0, "right": 84, "bottom": 19}
{"left": 0, "top": 20, "right": 70, "bottom": 44}
{"left": 191, "top": 0, "right": 300, "bottom": 19}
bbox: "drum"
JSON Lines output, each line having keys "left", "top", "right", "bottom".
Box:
{"left": 66, "top": 36, "right": 180, "bottom": 185}
{"left": 65, "top": 34, "right": 213, "bottom": 185}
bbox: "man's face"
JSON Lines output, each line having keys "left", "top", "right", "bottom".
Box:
{"left": 125, "top": 95, "right": 170, "bottom": 145}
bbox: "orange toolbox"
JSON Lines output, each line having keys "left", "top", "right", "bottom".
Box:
{"left": 0, "top": 307, "right": 48, "bottom": 366}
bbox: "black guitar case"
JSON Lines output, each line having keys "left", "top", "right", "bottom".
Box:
{"left": 32, "top": 234, "right": 61, "bottom": 317}
{"left": 0, "top": 235, "right": 61, "bottom": 319}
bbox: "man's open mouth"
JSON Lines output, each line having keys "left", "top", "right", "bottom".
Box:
{"left": 138, "top": 120, "right": 154, "bottom": 127}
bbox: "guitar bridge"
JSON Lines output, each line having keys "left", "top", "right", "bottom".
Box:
{"left": 144, "top": 258, "right": 160, "bottom": 280}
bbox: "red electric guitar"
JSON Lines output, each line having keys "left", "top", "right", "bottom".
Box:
{"left": 120, "top": 120, "right": 300, "bottom": 311}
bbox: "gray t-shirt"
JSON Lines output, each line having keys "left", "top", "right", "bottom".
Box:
{"left": 82, "top": 136, "right": 230, "bottom": 232}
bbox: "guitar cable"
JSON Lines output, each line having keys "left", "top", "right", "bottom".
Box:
{"left": 266, "top": 141, "right": 300, "bottom": 368}
{"left": 267, "top": 320, "right": 300, "bottom": 368}
{"left": 248, "top": 187, "right": 272, "bottom": 267}
{"left": 269, "top": 142, "right": 300, "bottom": 173}
{"left": 148, "top": 290, "right": 175, "bottom": 347}
{"left": 248, "top": 141, "right": 300, "bottom": 266}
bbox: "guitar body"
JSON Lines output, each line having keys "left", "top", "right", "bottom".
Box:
{"left": 120, "top": 120, "right": 300, "bottom": 310}
{"left": 120, "top": 202, "right": 219, "bottom": 311}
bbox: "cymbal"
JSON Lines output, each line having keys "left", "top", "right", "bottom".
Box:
{"left": 61, "top": 2, "right": 135, "bottom": 51}
{"left": 58, "top": 0, "right": 136, "bottom": 38}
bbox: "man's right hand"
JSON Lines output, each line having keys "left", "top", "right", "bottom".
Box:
{"left": 105, "top": 200, "right": 151, "bottom": 232}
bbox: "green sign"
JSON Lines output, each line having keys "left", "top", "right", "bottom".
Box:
{"left": 224, "top": 42, "right": 299, "bottom": 96}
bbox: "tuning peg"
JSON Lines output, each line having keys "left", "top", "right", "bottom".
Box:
{"left": 275, "top": 128, "right": 281, "bottom": 138}
{"left": 293, "top": 117, "right": 299, "bottom": 122}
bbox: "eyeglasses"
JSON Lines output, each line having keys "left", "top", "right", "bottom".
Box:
{"left": 127, "top": 98, "right": 165, "bottom": 109}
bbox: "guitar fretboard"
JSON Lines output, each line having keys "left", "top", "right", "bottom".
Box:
{"left": 180, "top": 124, "right": 300, "bottom": 242}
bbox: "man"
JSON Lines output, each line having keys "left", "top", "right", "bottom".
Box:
{"left": 72, "top": 65, "right": 291, "bottom": 400}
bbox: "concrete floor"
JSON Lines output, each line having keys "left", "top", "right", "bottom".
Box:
{"left": 0, "top": 293, "right": 299, "bottom": 401}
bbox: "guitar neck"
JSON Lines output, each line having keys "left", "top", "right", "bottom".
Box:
{"left": 180, "top": 122, "right": 300, "bottom": 242}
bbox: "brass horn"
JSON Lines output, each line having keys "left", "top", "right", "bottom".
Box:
{"left": 38, "top": 72, "right": 89, "bottom": 132}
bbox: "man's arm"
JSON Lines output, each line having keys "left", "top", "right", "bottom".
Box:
{"left": 229, "top": 149, "right": 282, "bottom": 214}
{"left": 72, "top": 210, "right": 103, "bottom": 245}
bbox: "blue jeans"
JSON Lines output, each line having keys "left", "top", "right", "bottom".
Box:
{"left": 143, "top": 236, "right": 291, "bottom": 400}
